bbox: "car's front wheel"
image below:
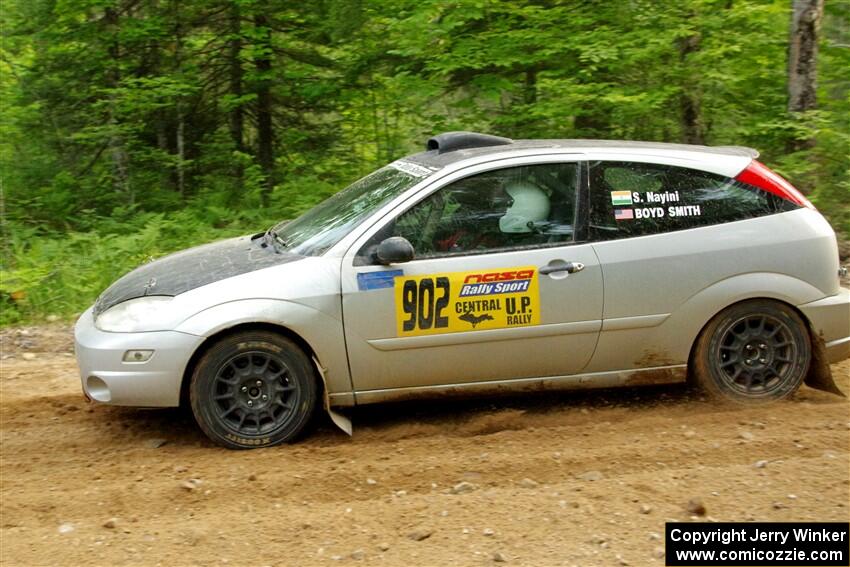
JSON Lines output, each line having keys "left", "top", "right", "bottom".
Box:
{"left": 189, "top": 330, "right": 318, "bottom": 449}
{"left": 692, "top": 300, "right": 811, "bottom": 403}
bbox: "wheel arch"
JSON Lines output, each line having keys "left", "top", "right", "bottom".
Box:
{"left": 686, "top": 296, "right": 806, "bottom": 372}
{"left": 685, "top": 296, "right": 839, "bottom": 395}
{"left": 179, "top": 322, "right": 321, "bottom": 407}
{"left": 174, "top": 298, "right": 354, "bottom": 407}
{"left": 672, "top": 272, "right": 821, "bottom": 363}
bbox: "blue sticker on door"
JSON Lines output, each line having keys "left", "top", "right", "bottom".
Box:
{"left": 357, "top": 270, "right": 404, "bottom": 291}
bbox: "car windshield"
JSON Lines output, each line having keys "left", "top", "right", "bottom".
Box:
{"left": 270, "top": 162, "right": 433, "bottom": 256}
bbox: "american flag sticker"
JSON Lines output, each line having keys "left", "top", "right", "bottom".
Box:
{"left": 614, "top": 208, "right": 634, "bottom": 221}
{"left": 611, "top": 191, "right": 633, "bottom": 206}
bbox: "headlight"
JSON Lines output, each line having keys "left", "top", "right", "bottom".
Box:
{"left": 95, "top": 296, "right": 175, "bottom": 332}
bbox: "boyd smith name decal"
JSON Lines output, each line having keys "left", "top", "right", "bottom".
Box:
{"left": 611, "top": 190, "right": 703, "bottom": 220}
{"left": 394, "top": 267, "right": 541, "bottom": 336}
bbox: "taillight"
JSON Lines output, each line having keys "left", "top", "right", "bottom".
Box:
{"left": 735, "top": 160, "right": 814, "bottom": 209}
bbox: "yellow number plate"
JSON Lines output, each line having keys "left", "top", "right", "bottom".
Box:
{"left": 394, "top": 266, "right": 540, "bottom": 336}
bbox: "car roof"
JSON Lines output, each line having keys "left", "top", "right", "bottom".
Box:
{"left": 404, "top": 138, "right": 759, "bottom": 171}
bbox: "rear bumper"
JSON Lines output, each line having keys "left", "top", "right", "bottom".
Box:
{"left": 74, "top": 307, "right": 204, "bottom": 407}
{"left": 798, "top": 288, "right": 850, "bottom": 364}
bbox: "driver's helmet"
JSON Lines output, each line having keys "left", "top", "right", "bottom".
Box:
{"left": 499, "top": 181, "right": 551, "bottom": 233}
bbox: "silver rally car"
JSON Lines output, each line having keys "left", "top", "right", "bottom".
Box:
{"left": 75, "top": 132, "right": 850, "bottom": 449}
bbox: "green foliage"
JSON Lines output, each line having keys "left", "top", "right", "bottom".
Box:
{"left": 1, "top": 0, "right": 848, "bottom": 325}
{"left": 0, "top": 179, "right": 328, "bottom": 325}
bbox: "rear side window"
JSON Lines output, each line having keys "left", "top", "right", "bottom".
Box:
{"left": 588, "top": 161, "right": 799, "bottom": 240}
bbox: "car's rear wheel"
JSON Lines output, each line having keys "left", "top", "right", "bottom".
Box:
{"left": 189, "top": 330, "right": 318, "bottom": 449}
{"left": 692, "top": 300, "right": 810, "bottom": 403}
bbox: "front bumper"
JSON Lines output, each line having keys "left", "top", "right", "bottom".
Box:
{"left": 798, "top": 288, "right": 850, "bottom": 364}
{"left": 74, "top": 307, "right": 204, "bottom": 407}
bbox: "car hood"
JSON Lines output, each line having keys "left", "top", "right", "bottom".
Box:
{"left": 93, "top": 234, "right": 303, "bottom": 316}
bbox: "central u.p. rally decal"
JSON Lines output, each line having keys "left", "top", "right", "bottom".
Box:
{"left": 393, "top": 267, "right": 540, "bottom": 336}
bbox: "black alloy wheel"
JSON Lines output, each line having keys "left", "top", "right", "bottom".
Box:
{"left": 190, "top": 331, "right": 318, "bottom": 449}
{"left": 692, "top": 300, "right": 811, "bottom": 403}
{"left": 715, "top": 314, "right": 798, "bottom": 395}
{"left": 211, "top": 351, "right": 298, "bottom": 435}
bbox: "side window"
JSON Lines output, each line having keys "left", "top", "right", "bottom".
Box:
{"left": 358, "top": 163, "right": 579, "bottom": 263}
{"left": 588, "top": 161, "right": 799, "bottom": 240}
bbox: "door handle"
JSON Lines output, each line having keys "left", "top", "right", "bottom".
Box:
{"left": 539, "top": 262, "right": 585, "bottom": 275}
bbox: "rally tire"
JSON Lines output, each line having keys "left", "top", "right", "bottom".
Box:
{"left": 692, "top": 300, "right": 810, "bottom": 404}
{"left": 189, "top": 331, "right": 318, "bottom": 449}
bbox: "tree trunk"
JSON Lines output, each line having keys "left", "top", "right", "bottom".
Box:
{"left": 174, "top": 0, "right": 186, "bottom": 196}
{"left": 788, "top": 0, "right": 823, "bottom": 112}
{"left": 253, "top": 12, "right": 274, "bottom": 204}
{"left": 104, "top": 7, "right": 132, "bottom": 205}
{"left": 176, "top": 106, "right": 186, "bottom": 196}
{"left": 370, "top": 83, "right": 381, "bottom": 162}
{"left": 787, "top": 0, "right": 824, "bottom": 152}
{"left": 574, "top": 112, "right": 609, "bottom": 137}
{"left": 0, "top": 180, "right": 10, "bottom": 268}
{"left": 524, "top": 68, "right": 537, "bottom": 105}
{"left": 156, "top": 120, "right": 168, "bottom": 151}
{"left": 228, "top": 2, "right": 245, "bottom": 190}
{"left": 680, "top": 94, "right": 704, "bottom": 145}
{"left": 141, "top": 1, "right": 169, "bottom": 179}
{"left": 678, "top": 32, "right": 705, "bottom": 145}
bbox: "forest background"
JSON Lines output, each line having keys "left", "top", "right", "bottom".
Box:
{"left": 1, "top": 0, "right": 847, "bottom": 325}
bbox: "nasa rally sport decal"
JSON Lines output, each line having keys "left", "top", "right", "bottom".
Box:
{"left": 393, "top": 266, "right": 540, "bottom": 336}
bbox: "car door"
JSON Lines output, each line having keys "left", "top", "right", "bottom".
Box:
{"left": 340, "top": 158, "right": 604, "bottom": 395}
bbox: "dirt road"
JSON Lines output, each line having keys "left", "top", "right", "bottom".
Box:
{"left": 1, "top": 325, "right": 848, "bottom": 567}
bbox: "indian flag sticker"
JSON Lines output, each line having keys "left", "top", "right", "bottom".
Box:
{"left": 614, "top": 208, "right": 634, "bottom": 221}
{"left": 611, "top": 191, "right": 632, "bottom": 206}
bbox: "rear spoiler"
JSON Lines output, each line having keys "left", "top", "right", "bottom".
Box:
{"left": 714, "top": 146, "right": 759, "bottom": 158}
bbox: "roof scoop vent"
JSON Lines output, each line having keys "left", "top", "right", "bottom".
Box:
{"left": 426, "top": 131, "right": 513, "bottom": 154}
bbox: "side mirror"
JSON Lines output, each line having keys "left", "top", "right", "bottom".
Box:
{"left": 376, "top": 237, "right": 415, "bottom": 265}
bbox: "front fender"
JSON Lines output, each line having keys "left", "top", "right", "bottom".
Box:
{"left": 175, "top": 299, "right": 353, "bottom": 399}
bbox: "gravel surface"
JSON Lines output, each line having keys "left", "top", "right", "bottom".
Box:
{"left": 1, "top": 325, "right": 848, "bottom": 566}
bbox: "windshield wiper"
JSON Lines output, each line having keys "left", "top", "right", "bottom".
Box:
{"left": 265, "top": 228, "right": 288, "bottom": 252}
